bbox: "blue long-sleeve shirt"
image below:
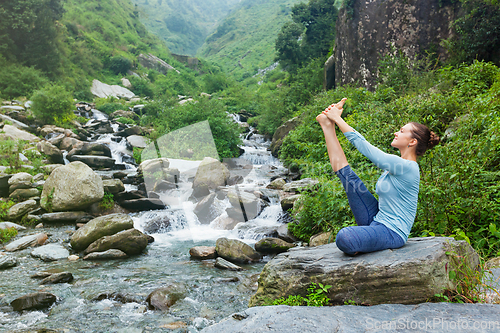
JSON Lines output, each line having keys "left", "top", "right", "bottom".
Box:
{"left": 344, "top": 129, "right": 420, "bottom": 242}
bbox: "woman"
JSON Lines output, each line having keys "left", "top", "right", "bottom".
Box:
{"left": 317, "top": 98, "right": 440, "bottom": 255}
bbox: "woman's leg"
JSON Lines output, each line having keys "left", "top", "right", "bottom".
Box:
{"left": 335, "top": 222, "right": 405, "bottom": 255}
{"left": 316, "top": 113, "right": 349, "bottom": 172}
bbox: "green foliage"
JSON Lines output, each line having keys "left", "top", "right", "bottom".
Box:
{"left": 31, "top": 84, "right": 74, "bottom": 125}
{"left": 0, "top": 139, "right": 25, "bottom": 171}
{"left": 133, "top": 147, "right": 143, "bottom": 164}
{"left": 0, "top": 56, "right": 49, "bottom": 99}
{"left": 0, "top": 227, "right": 18, "bottom": 244}
{"left": 271, "top": 282, "right": 331, "bottom": 306}
{"left": 95, "top": 98, "right": 126, "bottom": 115}
{"left": 129, "top": 76, "right": 154, "bottom": 98}
{"left": 99, "top": 192, "right": 115, "bottom": 210}
{"left": 0, "top": 200, "right": 16, "bottom": 221}
{"left": 116, "top": 117, "right": 137, "bottom": 125}
{"left": 108, "top": 56, "right": 132, "bottom": 75}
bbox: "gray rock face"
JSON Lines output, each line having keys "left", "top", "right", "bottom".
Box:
{"left": 0, "top": 255, "right": 18, "bottom": 269}
{"left": 83, "top": 249, "right": 128, "bottom": 260}
{"left": 31, "top": 244, "right": 69, "bottom": 261}
{"left": 41, "top": 161, "right": 104, "bottom": 212}
{"left": 194, "top": 193, "right": 218, "bottom": 224}
{"left": 83, "top": 228, "right": 148, "bottom": 255}
{"left": 70, "top": 213, "right": 134, "bottom": 252}
{"left": 189, "top": 246, "right": 217, "bottom": 260}
{"left": 9, "top": 188, "right": 40, "bottom": 201}
{"left": 201, "top": 304, "right": 500, "bottom": 333}
{"left": 119, "top": 198, "right": 166, "bottom": 211}
{"left": 249, "top": 237, "right": 479, "bottom": 307}
{"left": 126, "top": 135, "right": 149, "bottom": 149}
{"left": 10, "top": 292, "right": 57, "bottom": 311}
{"left": 255, "top": 238, "right": 295, "bottom": 254}
{"left": 1, "top": 124, "right": 39, "bottom": 142}
{"left": 6, "top": 199, "right": 38, "bottom": 220}
{"left": 91, "top": 79, "right": 135, "bottom": 99}
{"left": 138, "top": 53, "right": 179, "bottom": 75}
{"left": 41, "top": 211, "right": 91, "bottom": 224}
{"left": 37, "top": 141, "right": 64, "bottom": 164}
{"left": 215, "top": 238, "right": 262, "bottom": 264}
{"left": 215, "top": 257, "right": 243, "bottom": 271}
{"left": 4, "top": 233, "right": 48, "bottom": 252}
{"left": 146, "top": 283, "right": 187, "bottom": 311}
{"left": 270, "top": 117, "right": 299, "bottom": 158}
{"left": 0, "top": 222, "right": 26, "bottom": 231}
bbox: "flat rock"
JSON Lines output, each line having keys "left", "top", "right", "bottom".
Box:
{"left": 91, "top": 79, "right": 135, "bottom": 99}
{"left": 200, "top": 304, "right": 500, "bottom": 333}
{"left": 40, "top": 272, "right": 73, "bottom": 284}
{"left": 215, "top": 257, "right": 243, "bottom": 271}
{"left": 83, "top": 249, "right": 128, "bottom": 260}
{"left": 1, "top": 124, "right": 39, "bottom": 142}
{"left": 215, "top": 238, "right": 261, "bottom": 264}
{"left": 9, "top": 188, "right": 40, "bottom": 201}
{"left": 102, "top": 179, "right": 125, "bottom": 194}
{"left": 84, "top": 228, "right": 148, "bottom": 255}
{"left": 10, "top": 292, "right": 57, "bottom": 311}
{"left": 31, "top": 244, "right": 69, "bottom": 261}
{"left": 249, "top": 237, "right": 479, "bottom": 307}
{"left": 68, "top": 155, "right": 116, "bottom": 168}
{"left": 282, "top": 178, "right": 319, "bottom": 192}
{"left": 254, "top": 237, "right": 295, "bottom": 254}
{"left": 4, "top": 233, "right": 48, "bottom": 252}
{"left": 126, "top": 135, "right": 150, "bottom": 149}
{"left": 0, "top": 255, "right": 17, "bottom": 269}
{"left": 0, "top": 222, "right": 26, "bottom": 231}
{"left": 41, "top": 211, "right": 92, "bottom": 224}
{"left": 189, "top": 246, "right": 217, "bottom": 260}
{"left": 119, "top": 198, "right": 166, "bottom": 211}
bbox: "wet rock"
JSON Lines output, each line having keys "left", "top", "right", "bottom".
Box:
{"left": 41, "top": 211, "right": 91, "bottom": 224}
{"left": 4, "top": 233, "right": 47, "bottom": 252}
{"left": 191, "top": 184, "right": 210, "bottom": 199}
{"left": 10, "top": 292, "right": 57, "bottom": 311}
{"left": 84, "top": 228, "right": 149, "bottom": 256}
{"left": 249, "top": 237, "right": 480, "bottom": 307}
{"left": 36, "top": 141, "right": 64, "bottom": 164}
{"left": 280, "top": 194, "right": 301, "bottom": 211}
{"left": 48, "top": 133, "right": 65, "bottom": 147}
{"left": 309, "top": 232, "right": 334, "bottom": 247}
{"left": 0, "top": 255, "right": 17, "bottom": 269}
{"left": 194, "top": 193, "right": 218, "bottom": 224}
{"left": 215, "top": 238, "right": 262, "bottom": 264}
{"left": 31, "top": 272, "right": 53, "bottom": 279}
{"left": 215, "top": 257, "right": 243, "bottom": 271}
{"left": 146, "top": 283, "right": 187, "bottom": 311}
{"left": 227, "top": 188, "right": 261, "bottom": 221}
{"left": 31, "top": 244, "right": 70, "bottom": 261}
{"left": 126, "top": 135, "right": 149, "bottom": 149}
{"left": 193, "top": 157, "right": 230, "bottom": 192}
{"left": 87, "top": 201, "right": 129, "bottom": 217}
{"left": 59, "top": 137, "right": 82, "bottom": 151}
{"left": 9, "top": 188, "right": 40, "bottom": 201}
{"left": 7, "top": 200, "right": 38, "bottom": 221}
{"left": 67, "top": 142, "right": 112, "bottom": 158}
{"left": 283, "top": 178, "right": 319, "bottom": 192}
{"left": 102, "top": 179, "right": 125, "bottom": 194}
{"left": 92, "top": 292, "right": 141, "bottom": 304}
{"left": 115, "top": 126, "right": 145, "bottom": 137}
{"left": 70, "top": 213, "right": 134, "bottom": 252}
{"left": 212, "top": 215, "right": 239, "bottom": 230}
{"left": 266, "top": 178, "right": 286, "bottom": 190}
{"left": 68, "top": 155, "right": 116, "bottom": 168}
{"left": 143, "top": 216, "right": 171, "bottom": 234}
{"left": 114, "top": 190, "right": 145, "bottom": 202}
{"left": 40, "top": 272, "right": 73, "bottom": 285}
{"left": 119, "top": 198, "right": 166, "bottom": 211}
{"left": 83, "top": 249, "right": 128, "bottom": 260}
{"left": 0, "top": 221, "right": 26, "bottom": 231}
{"left": 255, "top": 238, "right": 295, "bottom": 254}
{"left": 153, "top": 179, "right": 178, "bottom": 191}
{"left": 189, "top": 246, "right": 217, "bottom": 260}
{"left": 41, "top": 161, "right": 104, "bottom": 212}
{"left": 276, "top": 224, "right": 297, "bottom": 243}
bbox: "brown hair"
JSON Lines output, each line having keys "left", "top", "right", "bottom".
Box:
{"left": 409, "top": 122, "right": 440, "bottom": 156}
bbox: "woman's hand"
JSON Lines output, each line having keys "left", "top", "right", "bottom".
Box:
{"left": 323, "top": 98, "right": 347, "bottom": 121}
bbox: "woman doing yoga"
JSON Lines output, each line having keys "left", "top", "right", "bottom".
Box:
{"left": 317, "top": 98, "right": 440, "bottom": 255}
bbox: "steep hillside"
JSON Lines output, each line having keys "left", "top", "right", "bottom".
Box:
{"left": 197, "top": 0, "right": 305, "bottom": 80}
{"left": 131, "top": 0, "right": 242, "bottom": 56}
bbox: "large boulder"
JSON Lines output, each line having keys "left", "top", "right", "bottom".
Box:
{"left": 0, "top": 124, "right": 39, "bottom": 142}
{"left": 193, "top": 157, "right": 230, "bottom": 192}
{"left": 10, "top": 292, "right": 57, "bottom": 311}
{"left": 41, "top": 161, "right": 104, "bottom": 212}
{"left": 91, "top": 79, "right": 135, "bottom": 99}
{"left": 227, "top": 188, "right": 262, "bottom": 221}
{"left": 200, "top": 303, "right": 500, "bottom": 333}
{"left": 67, "top": 142, "right": 112, "bottom": 158}
{"left": 83, "top": 228, "right": 149, "bottom": 255}
{"left": 70, "top": 213, "right": 134, "bottom": 252}
{"left": 249, "top": 237, "right": 479, "bottom": 307}
{"left": 215, "top": 238, "right": 262, "bottom": 264}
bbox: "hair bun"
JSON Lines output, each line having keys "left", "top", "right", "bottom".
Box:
{"left": 428, "top": 131, "right": 440, "bottom": 149}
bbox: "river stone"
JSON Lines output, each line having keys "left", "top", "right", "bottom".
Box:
{"left": 194, "top": 193, "right": 218, "bottom": 224}
{"left": 31, "top": 244, "right": 70, "bottom": 261}
{"left": 1, "top": 124, "right": 39, "bottom": 142}
{"left": 102, "top": 179, "right": 125, "bottom": 194}
{"left": 212, "top": 215, "right": 239, "bottom": 230}
{"left": 119, "top": 198, "right": 166, "bottom": 211}
{"left": 215, "top": 257, "right": 244, "bottom": 271}
{"left": 126, "top": 135, "right": 149, "bottom": 149}
{"left": 83, "top": 228, "right": 149, "bottom": 255}
{"left": 59, "top": 136, "right": 82, "bottom": 151}
{"left": 255, "top": 238, "right": 295, "bottom": 254}
{"left": 309, "top": 232, "right": 335, "bottom": 246}
{"left": 276, "top": 224, "right": 297, "bottom": 243}
{"left": 6, "top": 199, "right": 38, "bottom": 220}
{"left": 41, "top": 211, "right": 91, "bottom": 224}
{"left": 142, "top": 215, "right": 171, "bottom": 234}
{"left": 92, "top": 291, "right": 142, "bottom": 304}
{"left": 40, "top": 272, "right": 74, "bottom": 284}
{"left": 41, "top": 161, "right": 104, "bottom": 212}
{"left": 280, "top": 194, "right": 301, "bottom": 211}
{"left": 267, "top": 178, "right": 286, "bottom": 190}
{"left": 0, "top": 222, "right": 26, "bottom": 230}
{"left": 283, "top": 178, "right": 319, "bottom": 192}
{"left": 36, "top": 141, "right": 64, "bottom": 164}
{"left": 249, "top": 237, "right": 479, "bottom": 307}
{"left": 146, "top": 283, "right": 188, "bottom": 311}
{"left": 215, "top": 238, "right": 262, "bottom": 264}
{"left": 153, "top": 179, "right": 177, "bottom": 191}
{"left": 193, "top": 157, "right": 230, "bottom": 192}
{"left": 200, "top": 303, "right": 500, "bottom": 333}
{"left": 41, "top": 164, "right": 64, "bottom": 174}
{"left": 4, "top": 233, "right": 48, "bottom": 252}
{"left": 9, "top": 188, "right": 40, "bottom": 201}
{"left": 8, "top": 180, "right": 32, "bottom": 193}
{"left": 48, "top": 133, "right": 65, "bottom": 147}
{"left": 83, "top": 249, "right": 128, "bottom": 260}
{"left": 68, "top": 155, "right": 116, "bottom": 168}
{"left": 227, "top": 188, "right": 260, "bottom": 220}
{"left": 70, "top": 213, "right": 134, "bottom": 252}
{"left": 68, "top": 142, "right": 112, "bottom": 158}
{"left": 189, "top": 246, "right": 217, "bottom": 260}
{"left": 8, "top": 172, "right": 33, "bottom": 186}
{"left": 10, "top": 292, "right": 57, "bottom": 311}
{"left": 0, "top": 255, "right": 17, "bottom": 269}
{"left": 138, "top": 158, "right": 171, "bottom": 174}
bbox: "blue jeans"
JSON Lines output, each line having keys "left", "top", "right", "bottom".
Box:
{"left": 334, "top": 165, "right": 405, "bottom": 255}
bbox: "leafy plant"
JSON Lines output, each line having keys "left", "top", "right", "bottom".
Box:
{"left": 271, "top": 282, "right": 332, "bottom": 306}
{"left": 99, "top": 192, "right": 114, "bottom": 210}
{"left": 0, "top": 200, "right": 16, "bottom": 221}
{"left": 0, "top": 227, "right": 18, "bottom": 244}
{"left": 31, "top": 83, "right": 75, "bottom": 125}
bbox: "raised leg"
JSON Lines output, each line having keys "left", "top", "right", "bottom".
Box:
{"left": 315, "top": 113, "right": 348, "bottom": 172}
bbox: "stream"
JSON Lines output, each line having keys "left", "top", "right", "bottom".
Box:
{"left": 0, "top": 111, "right": 289, "bottom": 332}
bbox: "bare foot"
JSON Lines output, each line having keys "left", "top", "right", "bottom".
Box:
{"left": 316, "top": 113, "right": 334, "bottom": 127}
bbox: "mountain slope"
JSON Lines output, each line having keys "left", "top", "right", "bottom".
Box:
{"left": 131, "top": 0, "right": 242, "bottom": 56}
{"left": 197, "top": 0, "right": 305, "bottom": 80}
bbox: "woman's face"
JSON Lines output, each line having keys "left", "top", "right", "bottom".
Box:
{"left": 391, "top": 123, "right": 417, "bottom": 149}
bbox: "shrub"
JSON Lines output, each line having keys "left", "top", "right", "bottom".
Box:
{"left": 0, "top": 227, "right": 17, "bottom": 244}
{"left": 108, "top": 56, "right": 132, "bottom": 75}
{"left": 31, "top": 84, "right": 74, "bottom": 125}
{"left": 0, "top": 57, "right": 49, "bottom": 99}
